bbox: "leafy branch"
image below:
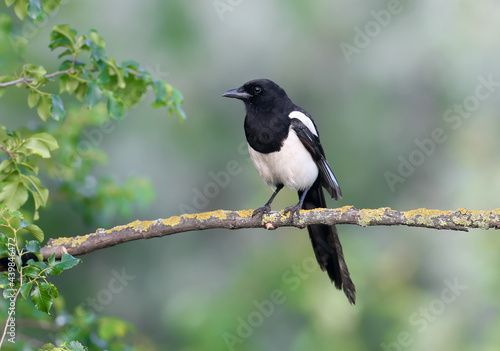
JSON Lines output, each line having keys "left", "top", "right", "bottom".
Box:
{"left": 39, "top": 206, "right": 500, "bottom": 259}
{"left": 0, "top": 24, "right": 186, "bottom": 121}
{"left": 0, "top": 2, "right": 186, "bottom": 349}
{"left": 0, "top": 68, "right": 73, "bottom": 88}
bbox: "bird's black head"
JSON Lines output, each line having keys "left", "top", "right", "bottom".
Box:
{"left": 222, "top": 79, "right": 291, "bottom": 111}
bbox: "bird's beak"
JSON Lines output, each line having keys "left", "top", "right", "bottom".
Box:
{"left": 222, "top": 87, "right": 251, "bottom": 100}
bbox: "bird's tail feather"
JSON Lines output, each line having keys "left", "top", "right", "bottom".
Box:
{"left": 301, "top": 180, "right": 356, "bottom": 304}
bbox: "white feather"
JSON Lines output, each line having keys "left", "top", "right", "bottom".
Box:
{"left": 288, "top": 111, "right": 317, "bottom": 136}
{"left": 248, "top": 130, "right": 318, "bottom": 191}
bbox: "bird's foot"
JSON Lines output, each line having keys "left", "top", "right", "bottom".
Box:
{"left": 283, "top": 204, "right": 302, "bottom": 223}
{"left": 252, "top": 205, "right": 272, "bottom": 220}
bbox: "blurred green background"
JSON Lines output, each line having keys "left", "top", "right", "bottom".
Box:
{"left": 3, "top": 0, "right": 500, "bottom": 350}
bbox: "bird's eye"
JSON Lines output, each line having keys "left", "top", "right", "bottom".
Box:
{"left": 253, "top": 86, "right": 262, "bottom": 94}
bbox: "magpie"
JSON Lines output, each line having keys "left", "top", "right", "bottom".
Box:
{"left": 222, "top": 78, "right": 355, "bottom": 304}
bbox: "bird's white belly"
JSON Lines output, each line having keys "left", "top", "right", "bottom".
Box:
{"left": 248, "top": 131, "right": 318, "bottom": 191}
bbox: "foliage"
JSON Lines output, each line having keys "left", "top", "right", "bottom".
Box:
{"left": 0, "top": 0, "right": 184, "bottom": 348}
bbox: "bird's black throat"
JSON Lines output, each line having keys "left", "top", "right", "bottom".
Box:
{"left": 244, "top": 107, "right": 291, "bottom": 154}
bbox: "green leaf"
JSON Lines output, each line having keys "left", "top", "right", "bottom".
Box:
{"left": 152, "top": 80, "right": 167, "bottom": 107}
{"left": 42, "top": 0, "right": 60, "bottom": 13}
{"left": 20, "top": 280, "right": 33, "bottom": 299}
{"left": 175, "top": 105, "right": 187, "bottom": 120}
{"left": 14, "top": 0, "right": 28, "bottom": 19}
{"left": 0, "top": 160, "right": 14, "bottom": 182}
{"left": 24, "top": 140, "right": 50, "bottom": 158}
{"left": 65, "top": 341, "right": 87, "bottom": 351}
{"left": 25, "top": 132, "right": 58, "bottom": 158}
{"left": 57, "top": 48, "right": 73, "bottom": 58}
{"left": 89, "top": 29, "right": 106, "bottom": 47}
{"left": 37, "top": 94, "right": 52, "bottom": 121}
{"left": 23, "top": 265, "right": 41, "bottom": 279}
{"left": 85, "top": 81, "right": 100, "bottom": 109}
{"left": 121, "top": 59, "right": 141, "bottom": 74}
{"left": 24, "top": 64, "right": 47, "bottom": 85}
{"left": 27, "top": 259, "right": 46, "bottom": 269}
{"left": 0, "top": 160, "right": 12, "bottom": 173}
{"left": 0, "top": 180, "right": 29, "bottom": 210}
{"left": 60, "top": 76, "right": 79, "bottom": 95}
{"left": 18, "top": 161, "right": 39, "bottom": 175}
{"left": 51, "top": 94, "right": 66, "bottom": 121}
{"left": 46, "top": 253, "right": 80, "bottom": 275}
{"left": 27, "top": 89, "right": 40, "bottom": 108}
{"left": 97, "top": 57, "right": 126, "bottom": 91}
{"left": 31, "top": 132, "right": 58, "bottom": 150}
{"left": 19, "top": 174, "right": 49, "bottom": 217}
{"left": 5, "top": 0, "right": 16, "bottom": 7}
{"left": 49, "top": 24, "right": 76, "bottom": 54}
{"left": 49, "top": 37, "right": 73, "bottom": 51}
{"left": 115, "top": 76, "right": 147, "bottom": 108}
{"left": 23, "top": 224, "right": 44, "bottom": 242}
{"left": 47, "top": 282, "right": 58, "bottom": 298}
{"left": 28, "top": 0, "right": 43, "bottom": 20}
{"left": 86, "top": 41, "right": 106, "bottom": 61}
{"left": 96, "top": 60, "right": 110, "bottom": 84}
{"left": 106, "top": 94, "right": 124, "bottom": 119}
{"left": 25, "top": 240, "right": 40, "bottom": 252}
{"left": 31, "top": 283, "right": 53, "bottom": 313}
{"left": 0, "top": 274, "right": 10, "bottom": 289}
{"left": 50, "top": 24, "right": 76, "bottom": 44}
{"left": 47, "top": 253, "right": 55, "bottom": 266}
{"left": 75, "top": 82, "right": 88, "bottom": 101}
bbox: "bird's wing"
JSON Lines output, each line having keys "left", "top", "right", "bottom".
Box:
{"left": 290, "top": 118, "right": 342, "bottom": 200}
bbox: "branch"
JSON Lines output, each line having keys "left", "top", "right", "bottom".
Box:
{"left": 0, "top": 69, "right": 73, "bottom": 88}
{"left": 0, "top": 144, "right": 15, "bottom": 159}
{"left": 40, "top": 206, "right": 500, "bottom": 259}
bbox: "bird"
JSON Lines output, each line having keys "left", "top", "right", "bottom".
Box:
{"left": 222, "top": 78, "right": 356, "bottom": 304}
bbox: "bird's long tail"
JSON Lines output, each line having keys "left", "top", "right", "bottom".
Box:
{"left": 301, "top": 180, "right": 356, "bottom": 304}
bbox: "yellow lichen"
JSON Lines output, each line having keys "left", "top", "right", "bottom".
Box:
{"left": 358, "top": 207, "right": 388, "bottom": 227}
{"left": 162, "top": 215, "right": 182, "bottom": 227}
{"left": 403, "top": 208, "right": 446, "bottom": 227}
{"left": 237, "top": 209, "right": 255, "bottom": 218}
{"left": 49, "top": 234, "right": 92, "bottom": 247}
{"left": 201, "top": 210, "right": 227, "bottom": 221}
{"left": 469, "top": 210, "right": 488, "bottom": 229}
{"left": 130, "top": 220, "right": 154, "bottom": 233}
{"left": 174, "top": 210, "right": 229, "bottom": 223}
{"left": 106, "top": 224, "right": 127, "bottom": 234}
{"left": 48, "top": 236, "right": 74, "bottom": 247}
{"left": 451, "top": 208, "right": 472, "bottom": 227}
{"left": 71, "top": 234, "right": 91, "bottom": 246}
{"left": 339, "top": 205, "right": 355, "bottom": 216}
{"left": 491, "top": 208, "right": 500, "bottom": 216}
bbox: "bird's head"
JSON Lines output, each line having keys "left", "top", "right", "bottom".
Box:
{"left": 222, "top": 79, "right": 290, "bottom": 111}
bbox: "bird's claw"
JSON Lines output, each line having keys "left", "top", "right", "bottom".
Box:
{"left": 252, "top": 205, "right": 271, "bottom": 220}
{"left": 283, "top": 204, "right": 302, "bottom": 223}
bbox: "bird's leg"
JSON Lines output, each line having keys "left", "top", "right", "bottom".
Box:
{"left": 252, "top": 184, "right": 284, "bottom": 219}
{"left": 284, "top": 187, "right": 310, "bottom": 222}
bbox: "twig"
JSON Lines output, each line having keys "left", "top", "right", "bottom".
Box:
{"left": 39, "top": 206, "right": 500, "bottom": 260}
{"left": 0, "top": 280, "right": 22, "bottom": 348}
{"left": 0, "top": 68, "right": 73, "bottom": 88}
{"left": 0, "top": 145, "right": 15, "bottom": 159}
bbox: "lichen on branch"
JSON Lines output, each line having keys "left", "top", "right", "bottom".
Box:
{"left": 39, "top": 206, "right": 500, "bottom": 260}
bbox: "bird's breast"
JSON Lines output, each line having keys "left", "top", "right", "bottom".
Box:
{"left": 248, "top": 130, "right": 319, "bottom": 191}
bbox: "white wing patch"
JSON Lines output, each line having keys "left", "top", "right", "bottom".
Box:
{"left": 288, "top": 111, "right": 318, "bottom": 136}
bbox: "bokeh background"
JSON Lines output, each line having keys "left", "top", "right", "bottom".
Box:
{"left": 2, "top": 1, "right": 500, "bottom": 350}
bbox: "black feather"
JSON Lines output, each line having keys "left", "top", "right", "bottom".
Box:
{"left": 300, "top": 180, "right": 356, "bottom": 304}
